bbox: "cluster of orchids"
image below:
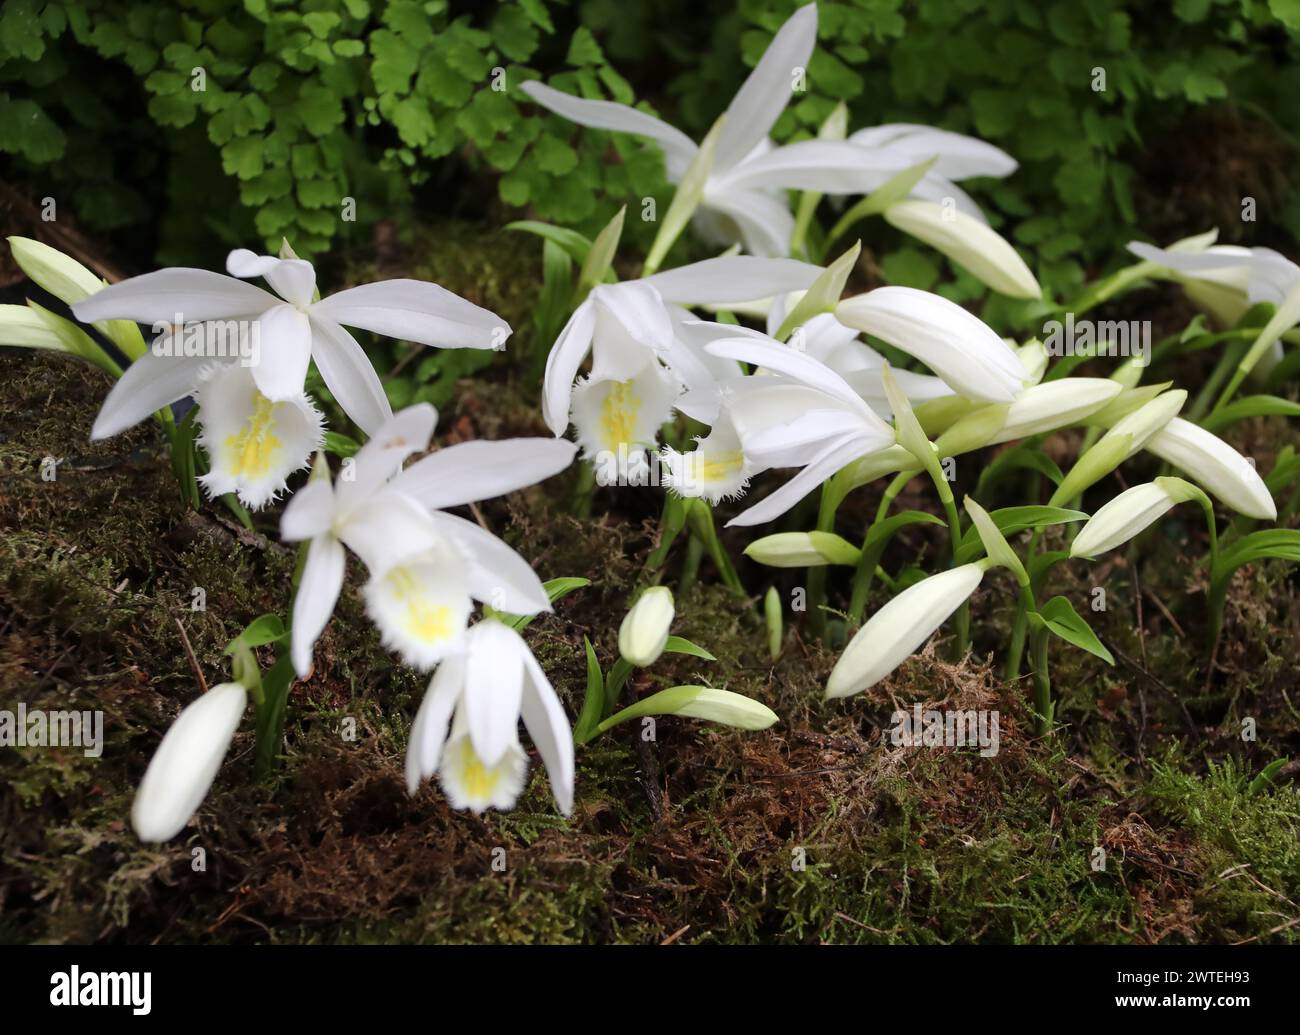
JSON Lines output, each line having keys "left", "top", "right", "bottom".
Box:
{"left": 4, "top": 1, "right": 1298, "bottom": 842}
{"left": 2, "top": 233, "right": 780, "bottom": 842}
{"left": 518, "top": 1, "right": 1300, "bottom": 735}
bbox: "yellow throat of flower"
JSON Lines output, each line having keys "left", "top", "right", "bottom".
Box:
{"left": 385, "top": 566, "right": 455, "bottom": 645}
{"left": 600, "top": 380, "right": 641, "bottom": 452}
{"left": 453, "top": 740, "right": 503, "bottom": 802}
{"left": 224, "top": 394, "right": 283, "bottom": 478}
{"left": 698, "top": 449, "right": 743, "bottom": 483}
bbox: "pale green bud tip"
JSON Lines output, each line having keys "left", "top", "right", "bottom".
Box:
{"left": 744, "top": 531, "right": 858, "bottom": 568}
{"left": 618, "top": 586, "right": 675, "bottom": 667}
{"left": 668, "top": 686, "right": 778, "bottom": 730}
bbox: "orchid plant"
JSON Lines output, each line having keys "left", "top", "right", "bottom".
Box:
{"left": 513, "top": 1, "right": 1300, "bottom": 742}
{"left": 4, "top": 0, "right": 1298, "bottom": 848}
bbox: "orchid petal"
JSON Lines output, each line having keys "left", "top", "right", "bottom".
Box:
{"left": 405, "top": 657, "right": 465, "bottom": 794}
{"left": 465, "top": 621, "right": 525, "bottom": 766}
{"left": 518, "top": 80, "right": 698, "bottom": 180}
{"left": 291, "top": 533, "right": 346, "bottom": 678}
{"left": 312, "top": 280, "right": 510, "bottom": 350}
{"left": 91, "top": 351, "right": 212, "bottom": 439}
{"left": 71, "top": 268, "right": 276, "bottom": 325}
{"left": 250, "top": 303, "right": 313, "bottom": 401}
{"left": 714, "top": 4, "right": 818, "bottom": 174}
{"left": 428, "top": 511, "right": 552, "bottom": 615}
{"left": 519, "top": 648, "right": 575, "bottom": 816}
{"left": 394, "top": 437, "right": 577, "bottom": 510}
{"left": 309, "top": 316, "right": 394, "bottom": 436}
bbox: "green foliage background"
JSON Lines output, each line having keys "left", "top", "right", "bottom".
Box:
{"left": 2, "top": 0, "right": 1298, "bottom": 302}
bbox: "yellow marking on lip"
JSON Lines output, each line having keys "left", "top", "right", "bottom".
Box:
{"left": 224, "top": 394, "right": 282, "bottom": 477}
{"left": 455, "top": 741, "right": 502, "bottom": 801}
{"left": 599, "top": 381, "right": 641, "bottom": 451}
{"left": 386, "top": 567, "right": 455, "bottom": 643}
{"left": 699, "top": 450, "right": 743, "bottom": 482}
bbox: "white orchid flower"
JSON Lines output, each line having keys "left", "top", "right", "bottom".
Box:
{"left": 847, "top": 123, "right": 1017, "bottom": 221}
{"left": 1142, "top": 417, "right": 1276, "bottom": 521}
{"left": 1128, "top": 231, "right": 1300, "bottom": 379}
{"left": 618, "top": 586, "right": 675, "bottom": 667}
{"left": 406, "top": 619, "right": 575, "bottom": 816}
{"left": 73, "top": 248, "right": 510, "bottom": 439}
{"left": 763, "top": 299, "right": 956, "bottom": 416}
{"left": 280, "top": 404, "right": 577, "bottom": 676}
{"left": 132, "top": 682, "right": 247, "bottom": 842}
{"left": 523, "top": 7, "right": 1019, "bottom": 257}
{"left": 193, "top": 363, "right": 324, "bottom": 509}
{"left": 521, "top": 5, "right": 821, "bottom": 256}
{"left": 543, "top": 256, "right": 822, "bottom": 471}
{"left": 827, "top": 563, "right": 986, "bottom": 699}
{"left": 1128, "top": 230, "right": 1300, "bottom": 324}
{"left": 668, "top": 335, "right": 895, "bottom": 524}
{"left": 836, "top": 286, "right": 1027, "bottom": 403}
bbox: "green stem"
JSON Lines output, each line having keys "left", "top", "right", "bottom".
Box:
{"left": 806, "top": 483, "right": 839, "bottom": 641}
{"left": 1199, "top": 496, "right": 1222, "bottom": 650}
{"left": 679, "top": 533, "right": 704, "bottom": 595}
{"left": 1016, "top": 582, "right": 1052, "bottom": 735}
{"left": 927, "top": 466, "right": 968, "bottom": 657}
{"left": 1188, "top": 339, "right": 1247, "bottom": 422}
{"left": 1005, "top": 527, "right": 1045, "bottom": 679}
{"left": 790, "top": 189, "right": 823, "bottom": 260}
{"left": 572, "top": 459, "right": 596, "bottom": 517}
{"left": 849, "top": 471, "right": 910, "bottom": 620}
{"left": 686, "top": 501, "right": 744, "bottom": 595}
{"left": 603, "top": 657, "right": 635, "bottom": 717}
{"left": 1029, "top": 624, "right": 1053, "bottom": 736}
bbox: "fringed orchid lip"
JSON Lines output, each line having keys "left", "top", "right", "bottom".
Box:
{"left": 193, "top": 363, "right": 323, "bottom": 510}
{"left": 406, "top": 621, "right": 575, "bottom": 817}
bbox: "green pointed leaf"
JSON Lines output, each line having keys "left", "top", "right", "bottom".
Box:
{"left": 1247, "top": 757, "right": 1290, "bottom": 795}
{"left": 573, "top": 636, "right": 605, "bottom": 744}
{"left": 226, "top": 613, "right": 288, "bottom": 653}
{"left": 575, "top": 205, "right": 624, "bottom": 300}
{"left": 1201, "top": 395, "right": 1300, "bottom": 433}
{"left": 663, "top": 635, "right": 716, "bottom": 661}
{"left": 642, "top": 114, "right": 723, "bottom": 276}
{"left": 323, "top": 430, "right": 360, "bottom": 457}
{"left": 0, "top": 301, "right": 122, "bottom": 376}
{"left": 954, "top": 506, "right": 1087, "bottom": 561}
{"left": 506, "top": 577, "right": 592, "bottom": 631}
{"left": 861, "top": 509, "right": 948, "bottom": 552}
{"left": 776, "top": 241, "right": 860, "bottom": 341}
{"left": 1029, "top": 596, "right": 1114, "bottom": 663}
{"left": 1213, "top": 529, "right": 1300, "bottom": 582}
{"left": 827, "top": 157, "right": 937, "bottom": 247}
{"left": 505, "top": 220, "right": 594, "bottom": 263}
{"left": 964, "top": 496, "right": 1027, "bottom": 583}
